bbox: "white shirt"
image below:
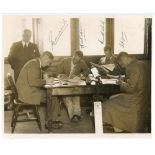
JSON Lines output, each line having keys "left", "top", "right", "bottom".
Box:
{"left": 71, "top": 60, "right": 74, "bottom": 71}
{"left": 38, "top": 58, "right": 42, "bottom": 68}
{"left": 22, "top": 41, "right": 29, "bottom": 48}
{"left": 69, "top": 60, "right": 75, "bottom": 78}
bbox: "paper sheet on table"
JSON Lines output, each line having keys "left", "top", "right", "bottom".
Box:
{"left": 101, "top": 64, "right": 115, "bottom": 71}
{"left": 67, "top": 80, "right": 86, "bottom": 86}
{"left": 44, "top": 78, "right": 86, "bottom": 88}
{"left": 101, "top": 79, "right": 118, "bottom": 84}
{"left": 91, "top": 67, "right": 100, "bottom": 77}
{"left": 67, "top": 77, "right": 86, "bottom": 85}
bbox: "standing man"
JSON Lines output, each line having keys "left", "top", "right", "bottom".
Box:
{"left": 8, "top": 29, "right": 40, "bottom": 82}
{"left": 102, "top": 52, "right": 151, "bottom": 133}
{"left": 58, "top": 51, "right": 90, "bottom": 122}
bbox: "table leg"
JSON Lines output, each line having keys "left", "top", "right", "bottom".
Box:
{"left": 93, "top": 101, "right": 103, "bottom": 134}
{"left": 45, "top": 89, "right": 52, "bottom": 132}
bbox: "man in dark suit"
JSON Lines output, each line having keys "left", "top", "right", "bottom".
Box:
{"left": 8, "top": 29, "right": 40, "bottom": 82}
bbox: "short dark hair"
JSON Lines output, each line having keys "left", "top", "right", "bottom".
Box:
{"left": 117, "top": 51, "right": 129, "bottom": 61}
{"left": 42, "top": 51, "right": 54, "bottom": 60}
{"left": 104, "top": 45, "right": 111, "bottom": 52}
{"left": 75, "top": 50, "right": 83, "bottom": 58}
{"left": 23, "top": 29, "right": 31, "bottom": 34}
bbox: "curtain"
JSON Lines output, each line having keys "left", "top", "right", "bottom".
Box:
{"left": 144, "top": 18, "right": 152, "bottom": 60}
{"left": 32, "top": 18, "right": 43, "bottom": 53}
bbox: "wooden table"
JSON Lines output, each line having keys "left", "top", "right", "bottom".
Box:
{"left": 45, "top": 83, "right": 120, "bottom": 134}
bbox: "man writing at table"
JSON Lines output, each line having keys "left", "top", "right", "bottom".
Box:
{"left": 16, "top": 51, "right": 62, "bottom": 128}
{"left": 58, "top": 51, "right": 90, "bottom": 123}
{"left": 102, "top": 52, "right": 150, "bottom": 133}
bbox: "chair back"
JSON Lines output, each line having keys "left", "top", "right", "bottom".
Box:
{"left": 7, "top": 73, "right": 18, "bottom": 100}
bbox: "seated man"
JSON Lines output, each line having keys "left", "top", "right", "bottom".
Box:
{"left": 99, "top": 45, "right": 116, "bottom": 65}
{"left": 16, "top": 51, "right": 62, "bottom": 128}
{"left": 102, "top": 52, "right": 150, "bottom": 133}
{"left": 58, "top": 51, "right": 89, "bottom": 122}
{"left": 98, "top": 45, "right": 125, "bottom": 76}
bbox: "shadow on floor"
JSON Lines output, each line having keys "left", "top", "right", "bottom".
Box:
{"left": 4, "top": 106, "right": 95, "bottom": 134}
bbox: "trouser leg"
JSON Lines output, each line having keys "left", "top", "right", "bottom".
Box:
{"left": 72, "top": 96, "right": 81, "bottom": 116}
{"left": 46, "top": 97, "right": 61, "bottom": 122}
{"left": 40, "top": 90, "right": 47, "bottom": 103}
{"left": 63, "top": 96, "right": 81, "bottom": 119}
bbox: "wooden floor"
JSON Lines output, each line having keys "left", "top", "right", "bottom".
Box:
{"left": 4, "top": 106, "right": 95, "bottom": 134}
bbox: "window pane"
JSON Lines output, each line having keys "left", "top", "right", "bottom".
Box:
{"left": 42, "top": 17, "right": 71, "bottom": 56}
{"left": 114, "top": 16, "right": 145, "bottom": 54}
{"left": 79, "top": 16, "right": 106, "bottom": 55}
{"left": 3, "top": 16, "right": 33, "bottom": 57}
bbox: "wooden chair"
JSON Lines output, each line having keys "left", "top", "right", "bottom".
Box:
{"left": 4, "top": 90, "right": 13, "bottom": 111}
{"left": 7, "top": 73, "right": 42, "bottom": 133}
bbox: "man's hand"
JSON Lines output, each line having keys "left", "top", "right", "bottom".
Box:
{"left": 116, "top": 78, "right": 124, "bottom": 85}
{"left": 46, "top": 77, "right": 54, "bottom": 84}
{"left": 68, "top": 76, "right": 81, "bottom": 83}
{"left": 58, "top": 74, "right": 69, "bottom": 81}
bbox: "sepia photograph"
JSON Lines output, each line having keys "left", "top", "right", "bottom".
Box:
{"left": 3, "top": 15, "right": 152, "bottom": 135}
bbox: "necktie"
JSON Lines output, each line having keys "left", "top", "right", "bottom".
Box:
{"left": 24, "top": 43, "right": 27, "bottom": 49}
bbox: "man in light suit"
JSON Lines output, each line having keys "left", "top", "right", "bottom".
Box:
{"left": 16, "top": 51, "right": 61, "bottom": 128}
{"left": 8, "top": 29, "right": 40, "bottom": 82}
{"left": 16, "top": 51, "right": 53, "bottom": 105}
{"left": 58, "top": 51, "right": 90, "bottom": 122}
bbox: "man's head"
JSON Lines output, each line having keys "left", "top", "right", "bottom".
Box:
{"left": 40, "top": 51, "right": 54, "bottom": 68}
{"left": 22, "top": 29, "right": 31, "bottom": 42}
{"left": 104, "top": 45, "right": 112, "bottom": 59}
{"left": 72, "top": 50, "right": 83, "bottom": 64}
{"left": 117, "top": 52, "right": 132, "bottom": 68}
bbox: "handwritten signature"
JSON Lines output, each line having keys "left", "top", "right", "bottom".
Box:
{"left": 119, "top": 31, "right": 128, "bottom": 48}
{"left": 98, "top": 20, "right": 105, "bottom": 45}
{"left": 49, "top": 19, "right": 68, "bottom": 51}
{"left": 79, "top": 27, "right": 86, "bottom": 48}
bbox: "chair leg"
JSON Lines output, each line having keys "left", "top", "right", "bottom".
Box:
{"left": 11, "top": 106, "right": 15, "bottom": 127}
{"left": 33, "top": 106, "right": 42, "bottom": 132}
{"left": 11, "top": 105, "right": 20, "bottom": 133}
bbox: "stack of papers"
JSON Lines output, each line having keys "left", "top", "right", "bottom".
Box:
{"left": 101, "top": 79, "right": 118, "bottom": 84}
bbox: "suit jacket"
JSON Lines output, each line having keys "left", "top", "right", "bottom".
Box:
{"left": 58, "top": 57, "right": 90, "bottom": 78}
{"left": 102, "top": 59, "right": 151, "bottom": 132}
{"left": 16, "top": 59, "right": 46, "bottom": 105}
{"left": 8, "top": 41, "right": 40, "bottom": 82}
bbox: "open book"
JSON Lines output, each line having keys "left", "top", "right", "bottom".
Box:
{"left": 101, "top": 64, "right": 115, "bottom": 71}
{"left": 90, "top": 62, "right": 115, "bottom": 74}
